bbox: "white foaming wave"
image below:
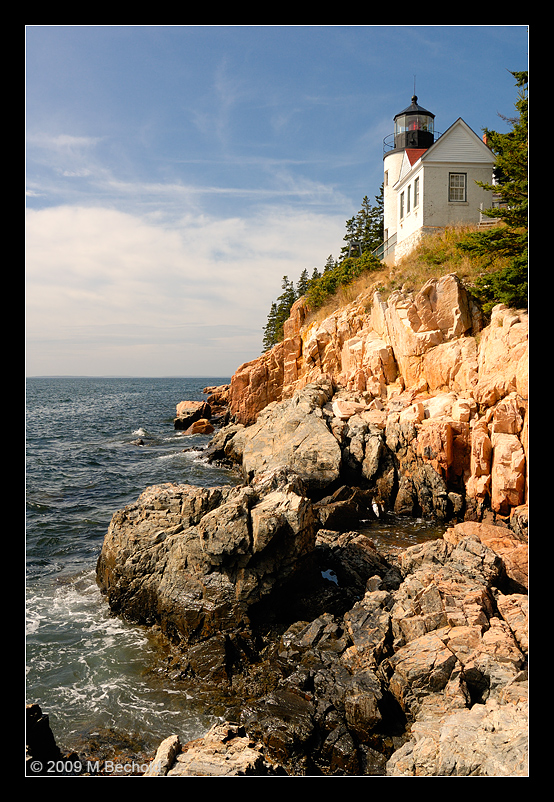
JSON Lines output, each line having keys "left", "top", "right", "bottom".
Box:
{"left": 133, "top": 427, "right": 147, "bottom": 437}
{"left": 27, "top": 571, "right": 149, "bottom": 653}
{"left": 27, "top": 572, "right": 218, "bottom": 750}
{"left": 53, "top": 664, "right": 213, "bottom": 746}
{"left": 26, "top": 603, "right": 43, "bottom": 635}
{"left": 157, "top": 448, "right": 205, "bottom": 462}
{"left": 156, "top": 452, "right": 184, "bottom": 463}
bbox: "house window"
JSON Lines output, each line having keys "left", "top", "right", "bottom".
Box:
{"left": 400, "top": 191, "right": 404, "bottom": 219}
{"left": 414, "top": 177, "right": 420, "bottom": 207}
{"left": 449, "top": 173, "right": 467, "bottom": 202}
{"left": 407, "top": 185, "right": 411, "bottom": 214}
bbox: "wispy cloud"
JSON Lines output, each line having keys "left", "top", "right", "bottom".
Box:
{"left": 25, "top": 203, "right": 346, "bottom": 376}
{"left": 27, "top": 133, "right": 103, "bottom": 150}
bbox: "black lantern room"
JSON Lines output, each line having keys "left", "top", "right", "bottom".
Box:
{"left": 393, "top": 95, "right": 435, "bottom": 151}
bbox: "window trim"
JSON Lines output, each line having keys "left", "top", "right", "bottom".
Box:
{"left": 449, "top": 172, "right": 467, "bottom": 202}
{"left": 414, "top": 176, "right": 420, "bottom": 208}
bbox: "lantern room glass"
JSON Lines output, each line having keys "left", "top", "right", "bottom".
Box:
{"left": 395, "top": 114, "right": 434, "bottom": 135}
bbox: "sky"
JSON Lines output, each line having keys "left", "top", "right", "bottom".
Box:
{"left": 25, "top": 25, "right": 529, "bottom": 378}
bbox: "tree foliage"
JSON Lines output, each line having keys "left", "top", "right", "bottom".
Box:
{"left": 261, "top": 276, "right": 296, "bottom": 351}
{"left": 340, "top": 186, "right": 384, "bottom": 259}
{"left": 305, "top": 250, "right": 381, "bottom": 311}
{"left": 457, "top": 70, "right": 528, "bottom": 312}
{"left": 261, "top": 191, "right": 384, "bottom": 351}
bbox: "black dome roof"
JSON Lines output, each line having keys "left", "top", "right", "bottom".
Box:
{"left": 394, "top": 95, "right": 435, "bottom": 120}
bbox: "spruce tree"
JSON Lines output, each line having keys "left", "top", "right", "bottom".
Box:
{"left": 481, "top": 71, "right": 527, "bottom": 237}
{"left": 341, "top": 216, "right": 359, "bottom": 259}
{"left": 310, "top": 267, "right": 321, "bottom": 285}
{"left": 361, "top": 185, "right": 384, "bottom": 253}
{"left": 323, "top": 254, "right": 337, "bottom": 272}
{"left": 262, "top": 302, "right": 279, "bottom": 352}
{"left": 296, "top": 268, "right": 310, "bottom": 297}
{"left": 341, "top": 188, "right": 384, "bottom": 258}
{"left": 273, "top": 276, "right": 297, "bottom": 343}
{"left": 457, "top": 70, "right": 528, "bottom": 311}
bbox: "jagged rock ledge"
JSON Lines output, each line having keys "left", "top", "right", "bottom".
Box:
{"left": 94, "top": 379, "right": 528, "bottom": 775}
{"left": 224, "top": 275, "right": 528, "bottom": 520}
{"left": 92, "top": 276, "right": 528, "bottom": 776}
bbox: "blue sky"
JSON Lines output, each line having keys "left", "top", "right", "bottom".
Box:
{"left": 26, "top": 25, "right": 528, "bottom": 378}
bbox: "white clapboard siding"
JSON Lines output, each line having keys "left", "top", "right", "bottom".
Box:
{"left": 425, "top": 119, "right": 494, "bottom": 163}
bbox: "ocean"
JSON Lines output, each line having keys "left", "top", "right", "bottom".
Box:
{"left": 25, "top": 375, "right": 445, "bottom": 763}
{"left": 25, "top": 376, "right": 238, "bottom": 759}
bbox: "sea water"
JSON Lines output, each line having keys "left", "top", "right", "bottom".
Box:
{"left": 25, "top": 376, "right": 237, "bottom": 757}
{"left": 25, "top": 376, "right": 445, "bottom": 759}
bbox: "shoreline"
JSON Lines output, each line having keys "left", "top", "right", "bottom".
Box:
{"left": 27, "top": 278, "right": 529, "bottom": 775}
{"left": 92, "top": 373, "right": 527, "bottom": 776}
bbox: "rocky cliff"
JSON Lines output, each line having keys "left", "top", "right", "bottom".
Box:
{"left": 94, "top": 273, "right": 528, "bottom": 776}
{"left": 227, "top": 274, "right": 528, "bottom": 521}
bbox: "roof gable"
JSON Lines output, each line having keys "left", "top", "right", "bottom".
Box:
{"left": 421, "top": 117, "right": 495, "bottom": 164}
{"left": 406, "top": 148, "right": 427, "bottom": 166}
{"left": 396, "top": 148, "right": 425, "bottom": 183}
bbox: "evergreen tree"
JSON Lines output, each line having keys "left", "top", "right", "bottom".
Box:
{"left": 457, "top": 71, "right": 528, "bottom": 311}
{"left": 340, "top": 187, "right": 384, "bottom": 258}
{"left": 482, "top": 71, "right": 527, "bottom": 236}
{"left": 262, "top": 302, "right": 279, "bottom": 352}
{"left": 270, "top": 276, "right": 297, "bottom": 345}
{"left": 341, "top": 216, "right": 359, "bottom": 259}
{"left": 296, "top": 268, "right": 310, "bottom": 297}
{"left": 323, "top": 254, "right": 337, "bottom": 272}
{"left": 360, "top": 185, "right": 384, "bottom": 253}
{"left": 262, "top": 276, "right": 297, "bottom": 351}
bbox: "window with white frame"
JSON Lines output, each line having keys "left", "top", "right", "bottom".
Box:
{"left": 449, "top": 173, "right": 467, "bottom": 202}
{"left": 414, "top": 176, "right": 420, "bottom": 207}
{"left": 400, "top": 191, "right": 404, "bottom": 219}
{"left": 407, "top": 184, "right": 411, "bottom": 214}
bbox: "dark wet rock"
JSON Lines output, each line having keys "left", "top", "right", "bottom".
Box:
{"left": 95, "top": 377, "right": 528, "bottom": 776}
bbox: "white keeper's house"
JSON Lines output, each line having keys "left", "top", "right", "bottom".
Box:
{"left": 379, "top": 95, "right": 497, "bottom": 265}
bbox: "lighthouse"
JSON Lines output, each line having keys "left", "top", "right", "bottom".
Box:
{"left": 382, "top": 96, "right": 436, "bottom": 260}
{"left": 380, "top": 95, "right": 495, "bottom": 265}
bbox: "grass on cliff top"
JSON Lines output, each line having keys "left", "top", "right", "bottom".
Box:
{"left": 305, "top": 224, "right": 513, "bottom": 326}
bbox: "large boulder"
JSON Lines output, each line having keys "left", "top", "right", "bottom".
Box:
{"left": 227, "top": 380, "right": 342, "bottom": 492}
{"left": 475, "top": 305, "right": 528, "bottom": 407}
{"left": 96, "top": 481, "right": 317, "bottom": 656}
{"left": 174, "top": 400, "right": 212, "bottom": 430}
{"left": 443, "top": 520, "right": 528, "bottom": 591}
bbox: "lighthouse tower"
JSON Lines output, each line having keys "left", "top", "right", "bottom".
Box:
{"left": 383, "top": 96, "right": 436, "bottom": 257}
{"left": 379, "top": 95, "right": 496, "bottom": 265}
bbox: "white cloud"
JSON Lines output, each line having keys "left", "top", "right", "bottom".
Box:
{"left": 25, "top": 203, "right": 346, "bottom": 376}
{"left": 27, "top": 133, "right": 103, "bottom": 151}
